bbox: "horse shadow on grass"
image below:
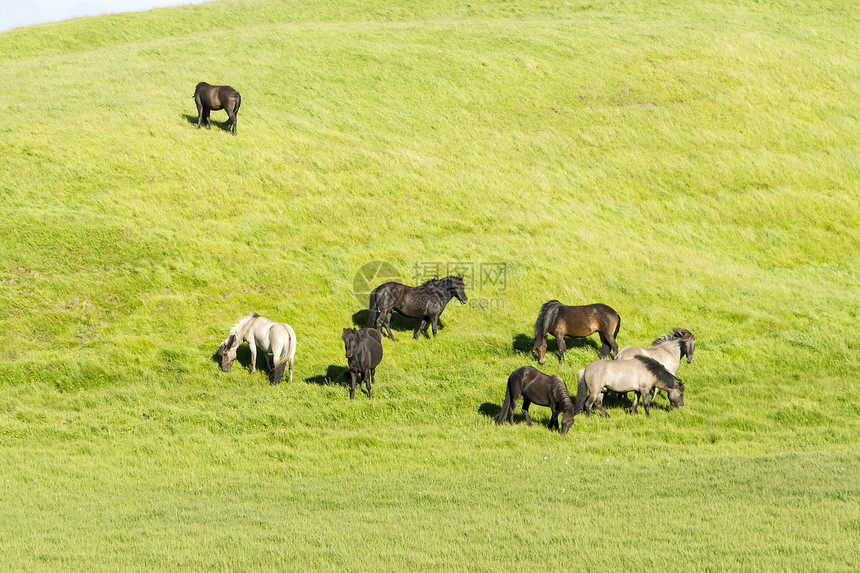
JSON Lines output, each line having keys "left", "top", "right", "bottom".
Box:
{"left": 210, "top": 346, "right": 278, "bottom": 383}
{"left": 182, "top": 113, "right": 234, "bottom": 134}
{"left": 304, "top": 365, "right": 349, "bottom": 387}
{"left": 511, "top": 333, "right": 600, "bottom": 359}
{"left": 479, "top": 402, "right": 560, "bottom": 428}
{"left": 351, "top": 310, "right": 444, "bottom": 338}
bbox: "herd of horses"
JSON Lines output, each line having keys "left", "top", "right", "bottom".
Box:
{"left": 199, "top": 80, "right": 696, "bottom": 431}
{"left": 217, "top": 273, "right": 696, "bottom": 433}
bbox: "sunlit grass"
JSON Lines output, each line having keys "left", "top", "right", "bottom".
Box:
{"left": 0, "top": 0, "right": 858, "bottom": 570}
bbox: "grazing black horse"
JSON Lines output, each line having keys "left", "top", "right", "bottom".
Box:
{"left": 194, "top": 82, "right": 241, "bottom": 136}
{"left": 533, "top": 300, "right": 621, "bottom": 364}
{"left": 366, "top": 275, "right": 468, "bottom": 341}
{"left": 497, "top": 366, "right": 575, "bottom": 435}
{"left": 341, "top": 328, "right": 383, "bottom": 400}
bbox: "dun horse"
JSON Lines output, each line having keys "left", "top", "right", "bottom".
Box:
{"left": 616, "top": 327, "right": 696, "bottom": 401}
{"left": 342, "top": 328, "right": 383, "bottom": 400}
{"left": 574, "top": 355, "right": 684, "bottom": 418}
{"left": 533, "top": 300, "right": 621, "bottom": 364}
{"left": 218, "top": 312, "right": 296, "bottom": 384}
{"left": 497, "top": 366, "right": 575, "bottom": 435}
{"left": 367, "top": 276, "right": 467, "bottom": 341}
{"left": 194, "top": 82, "right": 241, "bottom": 136}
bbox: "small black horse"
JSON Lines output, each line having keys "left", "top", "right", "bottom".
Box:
{"left": 341, "top": 328, "right": 383, "bottom": 400}
{"left": 533, "top": 300, "right": 621, "bottom": 363}
{"left": 497, "top": 366, "right": 575, "bottom": 435}
{"left": 366, "top": 276, "right": 467, "bottom": 341}
{"left": 193, "top": 82, "right": 241, "bottom": 136}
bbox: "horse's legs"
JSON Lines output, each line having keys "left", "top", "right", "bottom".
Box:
{"left": 595, "top": 392, "right": 611, "bottom": 418}
{"left": 430, "top": 315, "right": 439, "bottom": 338}
{"left": 203, "top": 108, "right": 211, "bottom": 129}
{"left": 555, "top": 332, "right": 567, "bottom": 363}
{"left": 227, "top": 106, "right": 237, "bottom": 135}
{"left": 367, "top": 367, "right": 374, "bottom": 400}
{"left": 598, "top": 332, "right": 619, "bottom": 359}
{"left": 631, "top": 391, "right": 640, "bottom": 414}
{"left": 249, "top": 344, "right": 257, "bottom": 374}
{"left": 584, "top": 393, "right": 595, "bottom": 417}
{"left": 196, "top": 102, "right": 204, "bottom": 129}
{"left": 414, "top": 318, "right": 427, "bottom": 339}
{"left": 549, "top": 408, "right": 559, "bottom": 430}
{"left": 349, "top": 371, "right": 357, "bottom": 400}
{"left": 288, "top": 357, "right": 294, "bottom": 384}
{"left": 651, "top": 387, "right": 661, "bottom": 402}
{"left": 522, "top": 398, "right": 533, "bottom": 426}
{"left": 641, "top": 390, "right": 651, "bottom": 417}
{"left": 379, "top": 309, "right": 397, "bottom": 341}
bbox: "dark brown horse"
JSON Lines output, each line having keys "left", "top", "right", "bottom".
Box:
{"left": 366, "top": 276, "right": 467, "bottom": 341}
{"left": 533, "top": 300, "right": 621, "bottom": 364}
{"left": 496, "top": 366, "right": 575, "bottom": 435}
{"left": 341, "top": 328, "right": 383, "bottom": 400}
{"left": 194, "top": 82, "right": 241, "bottom": 136}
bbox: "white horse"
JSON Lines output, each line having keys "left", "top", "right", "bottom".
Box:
{"left": 574, "top": 356, "right": 684, "bottom": 418}
{"left": 615, "top": 327, "right": 695, "bottom": 401}
{"left": 218, "top": 312, "right": 297, "bottom": 384}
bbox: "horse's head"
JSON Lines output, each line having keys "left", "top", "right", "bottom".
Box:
{"left": 342, "top": 328, "right": 358, "bottom": 358}
{"left": 551, "top": 376, "right": 575, "bottom": 435}
{"left": 667, "top": 381, "right": 685, "bottom": 408}
{"left": 533, "top": 337, "right": 548, "bottom": 365}
{"left": 217, "top": 333, "right": 238, "bottom": 371}
{"left": 674, "top": 328, "right": 696, "bottom": 364}
{"left": 447, "top": 275, "right": 468, "bottom": 304}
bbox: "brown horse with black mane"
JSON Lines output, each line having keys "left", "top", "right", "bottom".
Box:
{"left": 532, "top": 300, "right": 621, "bottom": 364}
{"left": 497, "top": 366, "right": 575, "bottom": 435}
{"left": 194, "top": 82, "right": 241, "bottom": 136}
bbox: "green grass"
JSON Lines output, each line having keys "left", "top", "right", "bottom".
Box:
{"left": 1, "top": 0, "right": 858, "bottom": 570}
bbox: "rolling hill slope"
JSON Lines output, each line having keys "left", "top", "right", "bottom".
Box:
{"left": 0, "top": 0, "right": 857, "bottom": 570}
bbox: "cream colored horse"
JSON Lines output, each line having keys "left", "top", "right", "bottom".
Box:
{"left": 574, "top": 356, "right": 684, "bottom": 418}
{"left": 218, "top": 312, "right": 296, "bottom": 384}
{"left": 616, "top": 327, "right": 695, "bottom": 402}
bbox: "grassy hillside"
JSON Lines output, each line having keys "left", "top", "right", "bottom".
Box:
{"left": 1, "top": 0, "right": 858, "bottom": 570}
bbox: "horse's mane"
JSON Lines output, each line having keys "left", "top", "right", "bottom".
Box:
{"left": 418, "top": 275, "right": 462, "bottom": 289}
{"left": 419, "top": 276, "right": 445, "bottom": 288}
{"left": 231, "top": 311, "right": 260, "bottom": 333}
{"left": 533, "top": 300, "right": 561, "bottom": 343}
{"left": 551, "top": 376, "right": 575, "bottom": 413}
{"left": 635, "top": 355, "right": 680, "bottom": 389}
{"left": 650, "top": 327, "right": 694, "bottom": 347}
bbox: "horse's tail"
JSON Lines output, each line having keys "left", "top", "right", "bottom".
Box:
{"left": 496, "top": 377, "right": 514, "bottom": 425}
{"left": 234, "top": 92, "right": 242, "bottom": 114}
{"left": 574, "top": 368, "right": 588, "bottom": 414}
{"left": 366, "top": 288, "right": 379, "bottom": 328}
{"left": 613, "top": 312, "right": 621, "bottom": 342}
{"left": 533, "top": 300, "right": 561, "bottom": 347}
{"left": 271, "top": 326, "right": 296, "bottom": 385}
{"left": 272, "top": 357, "right": 287, "bottom": 385}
